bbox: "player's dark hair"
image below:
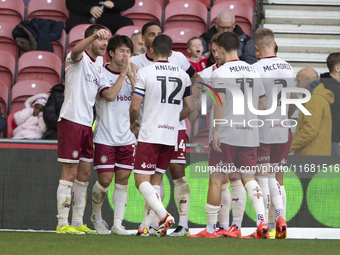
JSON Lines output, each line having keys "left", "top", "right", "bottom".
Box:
{"left": 107, "top": 34, "right": 134, "bottom": 59}
{"left": 327, "top": 52, "right": 340, "bottom": 73}
{"left": 142, "top": 22, "right": 162, "bottom": 36}
{"left": 152, "top": 34, "right": 172, "bottom": 57}
{"left": 216, "top": 32, "right": 239, "bottom": 53}
{"left": 84, "top": 24, "right": 106, "bottom": 39}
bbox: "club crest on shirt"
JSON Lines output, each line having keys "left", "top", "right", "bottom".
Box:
{"left": 100, "top": 155, "right": 108, "bottom": 164}
{"left": 98, "top": 66, "right": 102, "bottom": 73}
{"left": 85, "top": 74, "right": 94, "bottom": 82}
{"left": 72, "top": 150, "right": 79, "bottom": 159}
{"left": 125, "top": 77, "right": 131, "bottom": 85}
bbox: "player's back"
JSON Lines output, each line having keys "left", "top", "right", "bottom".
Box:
{"left": 252, "top": 56, "right": 296, "bottom": 143}
{"left": 135, "top": 62, "right": 191, "bottom": 146}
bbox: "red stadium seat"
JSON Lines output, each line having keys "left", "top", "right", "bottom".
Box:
{"left": 0, "top": 50, "right": 15, "bottom": 90}
{"left": 6, "top": 109, "right": 20, "bottom": 138}
{"left": 52, "top": 29, "right": 66, "bottom": 61}
{"left": 116, "top": 26, "right": 142, "bottom": 37}
{"left": 210, "top": 1, "right": 254, "bottom": 37}
{"left": 66, "top": 24, "right": 112, "bottom": 59}
{"left": 0, "top": 0, "right": 24, "bottom": 25}
{"left": 164, "top": 27, "right": 202, "bottom": 57}
{"left": 0, "top": 81, "right": 8, "bottom": 117}
{"left": 10, "top": 80, "right": 52, "bottom": 113}
{"left": 121, "top": 0, "right": 162, "bottom": 27}
{"left": 164, "top": 1, "right": 208, "bottom": 34}
{"left": 27, "top": 0, "right": 69, "bottom": 25}
{"left": 213, "top": 0, "right": 256, "bottom": 11}
{"left": 0, "top": 22, "right": 20, "bottom": 60}
{"left": 169, "top": 0, "right": 211, "bottom": 9}
{"left": 17, "top": 51, "right": 62, "bottom": 86}
{"left": 154, "top": 0, "right": 166, "bottom": 9}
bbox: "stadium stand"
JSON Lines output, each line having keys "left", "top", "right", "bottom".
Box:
{"left": 26, "top": 0, "right": 69, "bottom": 25}
{"left": 0, "top": 50, "right": 15, "bottom": 90}
{"left": 120, "top": 0, "right": 162, "bottom": 27}
{"left": 6, "top": 109, "right": 20, "bottom": 138}
{"left": 116, "top": 25, "right": 142, "bottom": 37}
{"left": 51, "top": 29, "right": 66, "bottom": 61}
{"left": 169, "top": 0, "right": 211, "bottom": 9}
{"left": 163, "top": 27, "right": 202, "bottom": 57}
{"left": 164, "top": 1, "right": 208, "bottom": 34}
{"left": 16, "top": 51, "right": 62, "bottom": 86}
{"left": 9, "top": 80, "right": 52, "bottom": 114}
{"left": 214, "top": 0, "right": 257, "bottom": 11}
{"left": 0, "top": 22, "right": 20, "bottom": 60}
{"left": 0, "top": 81, "right": 8, "bottom": 118}
{"left": 0, "top": 0, "right": 24, "bottom": 25}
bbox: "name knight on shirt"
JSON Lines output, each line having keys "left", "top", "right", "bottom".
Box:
{"left": 155, "top": 64, "right": 180, "bottom": 72}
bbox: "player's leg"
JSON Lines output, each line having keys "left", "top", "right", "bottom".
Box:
{"left": 218, "top": 177, "right": 231, "bottom": 230}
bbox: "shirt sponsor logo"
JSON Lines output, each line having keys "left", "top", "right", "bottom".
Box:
{"left": 141, "top": 162, "right": 156, "bottom": 169}
{"left": 158, "top": 124, "right": 175, "bottom": 130}
{"left": 116, "top": 95, "right": 132, "bottom": 101}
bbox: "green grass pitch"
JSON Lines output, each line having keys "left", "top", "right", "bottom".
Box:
{"left": 1, "top": 232, "right": 339, "bottom": 255}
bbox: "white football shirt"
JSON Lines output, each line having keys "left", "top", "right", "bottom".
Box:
{"left": 94, "top": 64, "right": 136, "bottom": 146}
{"left": 252, "top": 56, "right": 296, "bottom": 144}
{"left": 59, "top": 51, "right": 103, "bottom": 127}
{"left": 212, "top": 60, "right": 265, "bottom": 147}
{"left": 134, "top": 61, "right": 191, "bottom": 146}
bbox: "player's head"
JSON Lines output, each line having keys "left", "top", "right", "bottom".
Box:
{"left": 151, "top": 34, "right": 172, "bottom": 59}
{"left": 107, "top": 34, "right": 133, "bottom": 66}
{"left": 327, "top": 52, "right": 340, "bottom": 77}
{"left": 296, "top": 67, "right": 319, "bottom": 89}
{"left": 187, "top": 37, "right": 204, "bottom": 59}
{"left": 85, "top": 24, "right": 108, "bottom": 57}
{"left": 210, "top": 32, "right": 223, "bottom": 66}
{"left": 254, "top": 28, "right": 276, "bottom": 52}
{"left": 131, "top": 32, "right": 146, "bottom": 56}
{"left": 215, "top": 10, "right": 235, "bottom": 33}
{"left": 141, "top": 22, "right": 162, "bottom": 50}
{"left": 215, "top": 32, "right": 239, "bottom": 64}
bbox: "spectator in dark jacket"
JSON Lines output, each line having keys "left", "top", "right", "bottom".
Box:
{"left": 65, "top": 0, "right": 135, "bottom": 35}
{"left": 42, "top": 84, "right": 65, "bottom": 140}
{"left": 0, "top": 106, "right": 5, "bottom": 134}
{"left": 200, "top": 10, "right": 256, "bottom": 66}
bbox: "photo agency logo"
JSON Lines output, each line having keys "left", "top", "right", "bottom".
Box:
{"left": 199, "top": 78, "right": 312, "bottom": 128}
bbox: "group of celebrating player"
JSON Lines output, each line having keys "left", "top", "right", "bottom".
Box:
{"left": 54, "top": 19, "right": 295, "bottom": 240}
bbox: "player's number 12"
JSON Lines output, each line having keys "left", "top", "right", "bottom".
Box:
{"left": 157, "top": 76, "right": 182, "bottom": 105}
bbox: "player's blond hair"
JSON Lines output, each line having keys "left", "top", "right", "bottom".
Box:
{"left": 254, "top": 28, "right": 275, "bottom": 50}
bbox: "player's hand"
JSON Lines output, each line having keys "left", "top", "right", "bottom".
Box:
{"left": 130, "top": 62, "right": 139, "bottom": 76}
{"left": 100, "top": 1, "right": 114, "bottom": 9}
{"left": 191, "top": 82, "right": 202, "bottom": 100}
{"left": 130, "top": 120, "right": 140, "bottom": 138}
{"left": 121, "top": 56, "right": 130, "bottom": 76}
{"left": 212, "top": 132, "right": 222, "bottom": 153}
{"left": 90, "top": 6, "right": 103, "bottom": 18}
{"left": 93, "top": 29, "right": 109, "bottom": 40}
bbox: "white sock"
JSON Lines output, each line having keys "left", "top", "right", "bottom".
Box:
{"left": 113, "top": 183, "right": 128, "bottom": 227}
{"left": 92, "top": 181, "right": 109, "bottom": 221}
{"left": 230, "top": 180, "right": 246, "bottom": 230}
{"left": 206, "top": 203, "right": 219, "bottom": 233}
{"left": 218, "top": 183, "right": 231, "bottom": 229}
{"left": 244, "top": 180, "right": 265, "bottom": 226}
{"left": 71, "top": 179, "right": 88, "bottom": 228}
{"left": 268, "top": 174, "right": 284, "bottom": 220}
{"left": 174, "top": 177, "right": 190, "bottom": 229}
{"left": 256, "top": 175, "right": 270, "bottom": 224}
{"left": 57, "top": 180, "right": 73, "bottom": 227}
{"left": 268, "top": 202, "right": 275, "bottom": 231}
{"left": 281, "top": 185, "right": 286, "bottom": 219}
{"left": 139, "top": 182, "right": 167, "bottom": 220}
{"left": 141, "top": 185, "right": 160, "bottom": 229}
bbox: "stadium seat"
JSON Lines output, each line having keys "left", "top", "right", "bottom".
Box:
{"left": 66, "top": 24, "right": 112, "bottom": 59}
{"left": 27, "top": 0, "right": 69, "bottom": 25}
{"left": 0, "top": 0, "right": 24, "bottom": 25}
{"left": 0, "top": 22, "right": 20, "bottom": 60}
{"left": 164, "top": 1, "right": 208, "bottom": 34}
{"left": 51, "top": 28, "right": 66, "bottom": 61}
{"left": 0, "top": 81, "right": 8, "bottom": 117}
{"left": 6, "top": 109, "right": 20, "bottom": 138}
{"left": 210, "top": 1, "right": 254, "bottom": 37}
{"left": 116, "top": 25, "right": 142, "bottom": 37}
{"left": 121, "top": 0, "right": 162, "bottom": 27}
{"left": 10, "top": 80, "right": 52, "bottom": 113}
{"left": 164, "top": 27, "right": 202, "bottom": 57}
{"left": 154, "top": 0, "right": 166, "bottom": 9}
{"left": 169, "top": 0, "right": 211, "bottom": 9}
{"left": 17, "top": 51, "right": 62, "bottom": 86}
{"left": 213, "top": 0, "right": 256, "bottom": 11}
{"left": 0, "top": 50, "right": 15, "bottom": 90}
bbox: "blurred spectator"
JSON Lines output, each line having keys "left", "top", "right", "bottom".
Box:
{"left": 42, "top": 84, "right": 65, "bottom": 140}
{"left": 65, "top": 0, "right": 135, "bottom": 35}
{"left": 320, "top": 52, "right": 340, "bottom": 156}
{"left": 186, "top": 37, "right": 207, "bottom": 72}
{"left": 200, "top": 10, "right": 256, "bottom": 65}
{"left": 12, "top": 93, "right": 49, "bottom": 139}
{"left": 0, "top": 106, "right": 5, "bottom": 134}
{"left": 290, "top": 68, "right": 334, "bottom": 155}
{"left": 131, "top": 32, "right": 145, "bottom": 56}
